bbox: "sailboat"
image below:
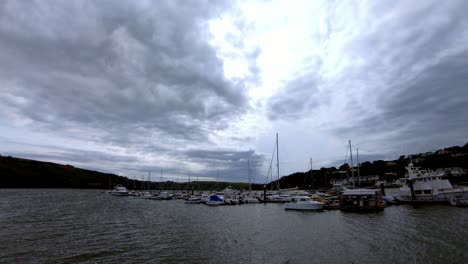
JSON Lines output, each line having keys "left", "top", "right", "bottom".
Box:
{"left": 150, "top": 168, "right": 175, "bottom": 200}
{"left": 243, "top": 159, "right": 259, "bottom": 203}
{"left": 261, "top": 133, "right": 294, "bottom": 203}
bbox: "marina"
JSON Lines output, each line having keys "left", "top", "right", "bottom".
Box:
{"left": 0, "top": 188, "right": 466, "bottom": 264}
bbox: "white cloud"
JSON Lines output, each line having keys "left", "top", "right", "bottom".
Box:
{"left": 1, "top": 0, "right": 467, "bottom": 182}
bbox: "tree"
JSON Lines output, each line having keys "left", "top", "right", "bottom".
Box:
{"left": 338, "top": 163, "right": 350, "bottom": 171}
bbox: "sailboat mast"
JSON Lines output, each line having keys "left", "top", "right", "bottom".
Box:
{"left": 310, "top": 158, "right": 313, "bottom": 190}
{"left": 160, "top": 168, "right": 163, "bottom": 191}
{"left": 349, "top": 140, "right": 355, "bottom": 188}
{"left": 147, "top": 171, "right": 150, "bottom": 191}
{"left": 276, "top": 133, "right": 280, "bottom": 190}
{"left": 248, "top": 159, "right": 252, "bottom": 193}
{"left": 357, "top": 148, "right": 360, "bottom": 186}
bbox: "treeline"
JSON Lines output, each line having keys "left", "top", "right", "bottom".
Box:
{"left": 269, "top": 143, "right": 468, "bottom": 190}
{"left": 0, "top": 156, "right": 125, "bottom": 189}
{"left": 1, "top": 143, "right": 467, "bottom": 190}
{"left": 0, "top": 155, "right": 263, "bottom": 190}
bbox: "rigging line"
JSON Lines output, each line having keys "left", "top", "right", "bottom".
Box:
{"left": 343, "top": 144, "right": 349, "bottom": 166}
{"left": 264, "top": 139, "right": 278, "bottom": 185}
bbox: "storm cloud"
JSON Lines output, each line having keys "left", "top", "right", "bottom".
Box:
{"left": 1, "top": 0, "right": 467, "bottom": 181}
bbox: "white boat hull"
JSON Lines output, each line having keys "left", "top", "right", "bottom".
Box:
{"left": 205, "top": 201, "right": 224, "bottom": 206}
{"left": 110, "top": 192, "right": 129, "bottom": 196}
{"left": 284, "top": 202, "right": 324, "bottom": 210}
{"left": 395, "top": 189, "right": 468, "bottom": 203}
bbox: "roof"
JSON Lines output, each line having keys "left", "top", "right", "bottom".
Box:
{"left": 342, "top": 189, "right": 378, "bottom": 196}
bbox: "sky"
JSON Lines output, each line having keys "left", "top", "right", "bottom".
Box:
{"left": 1, "top": 0, "right": 468, "bottom": 183}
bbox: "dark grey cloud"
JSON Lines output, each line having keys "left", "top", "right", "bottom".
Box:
{"left": 183, "top": 148, "right": 265, "bottom": 182}
{"left": 267, "top": 71, "right": 322, "bottom": 121}
{"left": 0, "top": 0, "right": 264, "bottom": 181}
{"left": 0, "top": 0, "right": 250, "bottom": 143}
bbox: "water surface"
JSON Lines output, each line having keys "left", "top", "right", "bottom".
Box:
{"left": 0, "top": 189, "right": 466, "bottom": 263}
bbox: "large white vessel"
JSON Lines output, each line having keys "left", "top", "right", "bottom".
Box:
{"left": 392, "top": 163, "right": 468, "bottom": 203}
{"left": 284, "top": 196, "right": 324, "bottom": 211}
{"left": 109, "top": 185, "right": 129, "bottom": 196}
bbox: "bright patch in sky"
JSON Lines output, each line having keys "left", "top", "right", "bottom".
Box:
{"left": 1, "top": 0, "right": 467, "bottom": 182}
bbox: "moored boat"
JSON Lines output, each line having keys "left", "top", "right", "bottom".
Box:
{"left": 449, "top": 198, "right": 468, "bottom": 207}
{"left": 109, "top": 185, "right": 129, "bottom": 196}
{"left": 391, "top": 163, "right": 468, "bottom": 204}
{"left": 340, "top": 189, "right": 384, "bottom": 212}
{"left": 185, "top": 196, "right": 201, "bottom": 204}
{"left": 284, "top": 196, "right": 324, "bottom": 211}
{"left": 205, "top": 194, "right": 225, "bottom": 206}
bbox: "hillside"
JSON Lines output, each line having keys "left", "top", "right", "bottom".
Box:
{"left": 268, "top": 143, "right": 468, "bottom": 190}
{"left": 0, "top": 156, "right": 130, "bottom": 189}
{"left": 1, "top": 142, "right": 467, "bottom": 189}
{"left": 0, "top": 155, "right": 261, "bottom": 190}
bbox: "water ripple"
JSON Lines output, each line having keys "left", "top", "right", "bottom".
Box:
{"left": 0, "top": 189, "right": 467, "bottom": 263}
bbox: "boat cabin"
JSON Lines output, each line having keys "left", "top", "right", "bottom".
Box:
{"left": 340, "top": 189, "right": 383, "bottom": 212}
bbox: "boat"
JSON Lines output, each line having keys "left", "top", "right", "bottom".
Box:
{"left": 138, "top": 191, "right": 153, "bottom": 199}
{"left": 205, "top": 194, "right": 225, "bottom": 206}
{"left": 109, "top": 185, "right": 129, "bottom": 196}
{"left": 340, "top": 189, "right": 384, "bottom": 212}
{"left": 284, "top": 196, "right": 324, "bottom": 211}
{"left": 390, "top": 163, "right": 468, "bottom": 204}
{"left": 243, "top": 159, "right": 260, "bottom": 204}
{"left": 262, "top": 192, "right": 294, "bottom": 203}
{"left": 150, "top": 191, "right": 175, "bottom": 200}
{"left": 185, "top": 196, "right": 202, "bottom": 204}
{"left": 449, "top": 198, "right": 468, "bottom": 207}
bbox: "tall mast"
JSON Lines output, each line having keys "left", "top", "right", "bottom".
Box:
{"left": 276, "top": 133, "right": 280, "bottom": 190}
{"left": 160, "top": 168, "right": 163, "bottom": 191}
{"left": 357, "top": 148, "right": 360, "bottom": 186}
{"left": 248, "top": 159, "right": 252, "bottom": 193}
{"left": 216, "top": 170, "right": 219, "bottom": 191}
{"left": 349, "top": 140, "right": 355, "bottom": 188}
{"left": 310, "top": 158, "right": 313, "bottom": 190}
{"left": 147, "top": 171, "right": 150, "bottom": 191}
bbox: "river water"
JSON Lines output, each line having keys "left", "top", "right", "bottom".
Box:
{"left": 0, "top": 189, "right": 466, "bottom": 263}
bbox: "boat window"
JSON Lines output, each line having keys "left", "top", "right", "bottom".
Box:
{"left": 423, "top": 190, "right": 431, "bottom": 194}
{"left": 415, "top": 190, "right": 422, "bottom": 195}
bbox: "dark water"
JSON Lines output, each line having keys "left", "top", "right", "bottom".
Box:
{"left": 0, "top": 189, "right": 466, "bottom": 264}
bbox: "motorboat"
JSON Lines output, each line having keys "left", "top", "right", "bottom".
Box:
{"left": 150, "top": 191, "right": 175, "bottom": 200}
{"left": 109, "top": 185, "right": 129, "bottom": 196}
{"left": 389, "top": 163, "right": 468, "bottom": 204}
{"left": 262, "top": 192, "right": 294, "bottom": 203}
{"left": 242, "top": 196, "right": 260, "bottom": 204}
{"left": 185, "top": 196, "right": 202, "bottom": 204}
{"left": 284, "top": 196, "right": 324, "bottom": 211}
{"left": 205, "top": 194, "right": 225, "bottom": 206}
{"left": 449, "top": 198, "right": 468, "bottom": 207}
